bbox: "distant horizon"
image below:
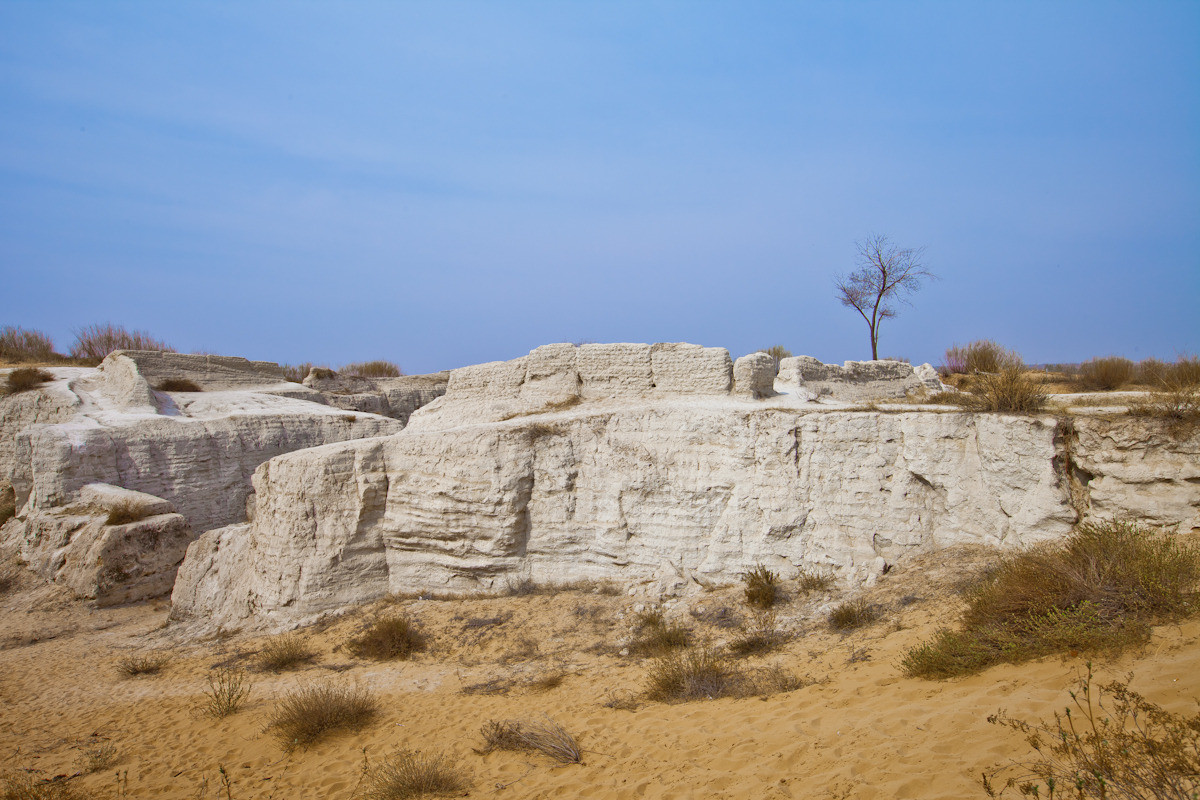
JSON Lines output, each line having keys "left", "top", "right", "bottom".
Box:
{"left": 3, "top": 2, "right": 1197, "bottom": 374}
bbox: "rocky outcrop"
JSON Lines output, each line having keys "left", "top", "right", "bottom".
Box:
{"left": 17, "top": 484, "right": 193, "bottom": 606}
{"left": 775, "top": 356, "right": 941, "bottom": 401}
{"left": 303, "top": 370, "right": 449, "bottom": 423}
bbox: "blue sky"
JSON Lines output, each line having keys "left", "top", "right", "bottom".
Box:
{"left": 2, "top": 1, "right": 1197, "bottom": 373}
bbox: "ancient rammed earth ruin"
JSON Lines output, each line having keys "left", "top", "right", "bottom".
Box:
{"left": 2, "top": 344, "right": 1197, "bottom": 629}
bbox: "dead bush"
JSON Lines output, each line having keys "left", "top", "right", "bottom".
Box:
{"left": 628, "top": 609, "right": 692, "bottom": 656}
{"left": 4, "top": 368, "right": 53, "bottom": 396}
{"left": 795, "top": 567, "right": 835, "bottom": 595}
{"left": 268, "top": 682, "right": 378, "bottom": 750}
{"left": 0, "top": 327, "right": 58, "bottom": 363}
{"left": 728, "top": 612, "right": 790, "bottom": 656}
{"left": 155, "top": 378, "right": 202, "bottom": 392}
{"left": 958, "top": 366, "right": 1047, "bottom": 413}
{"left": 983, "top": 665, "right": 1199, "bottom": 799}
{"left": 282, "top": 363, "right": 324, "bottom": 383}
{"left": 479, "top": 716, "right": 582, "bottom": 763}
{"left": 75, "top": 742, "right": 117, "bottom": 774}
{"left": 1077, "top": 356, "right": 1135, "bottom": 391}
{"left": 828, "top": 598, "right": 879, "bottom": 631}
{"left": 347, "top": 615, "right": 427, "bottom": 661}
{"left": 742, "top": 565, "right": 780, "bottom": 609}
{"left": 943, "top": 340, "right": 1022, "bottom": 375}
{"left": 69, "top": 323, "right": 173, "bottom": 363}
{"left": 202, "top": 668, "right": 252, "bottom": 718}
{"left": 104, "top": 500, "right": 150, "bottom": 526}
{"left": 644, "top": 647, "right": 745, "bottom": 703}
{"left": 340, "top": 360, "right": 403, "bottom": 378}
{"left": 256, "top": 633, "right": 317, "bottom": 672}
{"left": 0, "top": 772, "right": 94, "bottom": 800}
{"left": 0, "top": 483, "right": 15, "bottom": 530}
{"left": 359, "top": 749, "right": 469, "bottom": 800}
{"left": 116, "top": 653, "right": 170, "bottom": 678}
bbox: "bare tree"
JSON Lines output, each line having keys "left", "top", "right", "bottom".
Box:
{"left": 835, "top": 234, "right": 934, "bottom": 360}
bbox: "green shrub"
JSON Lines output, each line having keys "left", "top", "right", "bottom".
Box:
{"left": 983, "top": 664, "right": 1200, "bottom": 799}
{"left": 1077, "top": 356, "right": 1135, "bottom": 391}
{"left": 155, "top": 378, "right": 202, "bottom": 392}
{"left": 0, "top": 327, "right": 58, "bottom": 363}
{"left": 359, "top": 750, "right": 469, "bottom": 800}
{"left": 742, "top": 565, "right": 780, "bottom": 609}
{"left": 4, "top": 368, "right": 53, "bottom": 396}
{"left": 828, "top": 598, "right": 879, "bottom": 631}
{"left": 268, "top": 683, "right": 378, "bottom": 750}
{"left": 902, "top": 519, "right": 1200, "bottom": 679}
{"left": 347, "top": 615, "right": 427, "bottom": 661}
{"left": 69, "top": 324, "right": 173, "bottom": 363}
{"left": 341, "top": 360, "right": 403, "bottom": 378}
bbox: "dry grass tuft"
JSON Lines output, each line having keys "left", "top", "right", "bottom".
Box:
{"left": 983, "top": 664, "right": 1200, "bottom": 799}
{"left": 943, "top": 340, "right": 1022, "bottom": 375}
{"left": 0, "top": 772, "right": 94, "bottom": 800}
{"left": 628, "top": 609, "right": 692, "bottom": 657}
{"left": 728, "top": 612, "right": 790, "bottom": 656}
{"left": 479, "top": 717, "right": 582, "bottom": 763}
{"left": 281, "top": 363, "right": 324, "bottom": 383}
{"left": 69, "top": 323, "right": 173, "bottom": 363}
{"left": 0, "top": 483, "right": 15, "bottom": 529}
{"left": 256, "top": 633, "right": 317, "bottom": 672}
{"left": 116, "top": 653, "right": 169, "bottom": 678}
{"left": 1076, "top": 356, "right": 1135, "bottom": 391}
{"left": 957, "top": 367, "right": 1047, "bottom": 413}
{"left": 742, "top": 565, "right": 780, "bottom": 609}
{"left": 268, "top": 683, "right": 378, "bottom": 750}
{"left": 155, "top": 378, "right": 202, "bottom": 392}
{"left": 902, "top": 519, "right": 1200, "bottom": 679}
{"left": 104, "top": 500, "right": 150, "bottom": 526}
{"left": 359, "top": 750, "right": 469, "bottom": 799}
{"left": 75, "top": 742, "right": 117, "bottom": 774}
{"left": 4, "top": 368, "right": 53, "bottom": 396}
{"left": 828, "top": 598, "right": 879, "bottom": 631}
{"left": 644, "top": 647, "right": 745, "bottom": 703}
{"left": 340, "top": 360, "right": 403, "bottom": 378}
{"left": 347, "top": 615, "right": 427, "bottom": 661}
{"left": 202, "top": 668, "right": 252, "bottom": 718}
{"left": 0, "top": 327, "right": 58, "bottom": 363}
{"left": 795, "top": 567, "right": 835, "bottom": 595}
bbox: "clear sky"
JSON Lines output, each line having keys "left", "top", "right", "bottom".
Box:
{"left": 2, "top": 1, "right": 1197, "bottom": 374}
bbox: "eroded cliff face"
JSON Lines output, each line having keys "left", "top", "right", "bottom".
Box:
{"left": 170, "top": 404, "right": 1081, "bottom": 630}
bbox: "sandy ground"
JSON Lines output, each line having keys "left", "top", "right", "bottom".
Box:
{"left": 2, "top": 547, "right": 1197, "bottom": 800}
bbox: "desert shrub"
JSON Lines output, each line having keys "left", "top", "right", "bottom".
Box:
{"left": 155, "top": 378, "right": 202, "bottom": 392}
{"left": 202, "top": 668, "right": 252, "bottom": 718}
{"left": 644, "top": 647, "right": 745, "bottom": 703}
{"left": 268, "top": 683, "right": 378, "bottom": 750}
{"left": 728, "top": 612, "right": 790, "bottom": 656}
{"left": 69, "top": 324, "right": 173, "bottom": 363}
{"left": 958, "top": 366, "right": 1047, "bottom": 413}
{"left": 347, "top": 615, "right": 427, "bottom": 661}
{"left": 628, "top": 609, "right": 692, "bottom": 656}
{"left": 256, "top": 633, "right": 316, "bottom": 672}
{"left": 308, "top": 367, "right": 336, "bottom": 380}
{"left": 1168, "top": 354, "right": 1200, "bottom": 387}
{"left": 742, "top": 565, "right": 780, "bottom": 609}
{"left": 104, "top": 500, "right": 150, "bottom": 526}
{"left": 1129, "top": 384, "right": 1200, "bottom": 432}
{"left": 0, "top": 772, "right": 94, "bottom": 800}
{"left": 479, "top": 717, "right": 582, "bottom": 763}
{"left": 359, "top": 750, "right": 469, "bottom": 800}
{"left": 944, "top": 340, "right": 1022, "bottom": 375}
{"left": 757, "top": 345, "right": 792, "bottom": 371}
{"left": 1137, "top": 357, "right": 1170, "bottom": 387}
{"left": 902, "top": 519, "right": 1200, "bottom": 679}
{"left": 281, "top": 363, "right": 322, "bottom": 383}
{"left": 796, "top": 566, "right": 835, "bottom": 595}
{"left": 0, "top": 327, "right": 58, "bottom": 363}
{"left": 116, "top": 653, "right": 169, "bottom": 677}
{"left": 4, "top": 368, "right": 53, "bottom": 396}
{"left": 75, "top": 743, "right": 117, "bottom": 774}
{"left": 341, "top": 360, "right": 403, "bottom": 378}
{"left": 828, "top": 598, "right": 879, "bottom": 631}
{"left": 983, "top": 664, "right": 1200, "bottom": 799}
{"left": 1077, "top": 356, "right": 1135, "bottom": 391}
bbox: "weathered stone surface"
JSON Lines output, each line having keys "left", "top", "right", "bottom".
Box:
{"left": 734, "top": 353, "right": 777, "bottom": 398}
{"left": 80, "top": 483, "right": 175, "bottom": 518}
{"left": 578, "top": 343, "right": 653, "bottom": 398}
{"left": 111, "top": 350, "right": 287, "bottom": 391}
{"left": 171, "top": 404, "right": 1088, "bottom": 630}
{"left": 650, "top": 343, "right": 732, "bottom": 394}
{"left": 775, "top": 356, "right": 932, "bottom": 400}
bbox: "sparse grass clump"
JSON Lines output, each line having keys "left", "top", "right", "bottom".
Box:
{"left": 628, "top": 609, "right": 692, "bottom": 656}
{"left": 943, "top": 340, "right": 1022, "bottom": 375}
{"left": 742, "top": 565, "right": 780, "bottom": 609}
{"left": 202, "top": 668, "right": 252, "bottom": 718}
{"left": 268, "top": 683, "right": 378, "bottom": 750}
{"left": 347, "top": 615, "right": 427, "bottom": 661}
{"left": 4, "top": 368, "right": 53, "bottom": 396}
{"left": 104, "top": 500, "right": 150, "bottom": 526}
{"left": 728, "top": 612, "right": 790, "bottom": 656}
{"left": 796, "top": 566, "right": 835, "bottom": 595}
{"left": 359, "top": 750, "right": 469, "bottom": 800}
{"left": 828, "top": 598, "right": 879, "bottom": 631}
{"left": 1076, "top": 356, "right": 1135, "bottom": 391}
{"left": 340, "top": 360, "right": 403, "bottom": 378}
{"left": 644, "top": 647, "right": 743, "bottom": 702}
{"left": 902, "top": 519, "right": 1200, "bottom": 679}
{"left": 0, "top": 326, "right": 58, "bottom": 363}
{"left": 155, "top": 378, "right": 202, "bottom": 392}
{"left": 1, "top": 772, "right": 94, "bottom": 800}
{"left": 69, "top": 323, "right": 173, "bottom": 363}
{"left": 479, "top": 717, "right": 582, "bottom": 763}
{"left": 116, "top": 653, "right": 169, "bottom": 677}
{"left": 75, "top": 743, "right": 117, "bottom": 774}
{"left": 256, "top": 633, "right": 317, "bottom": 672}
{"left": 282, "top": 363, "right": 323, "bottom": 383}
{"left": 983, "top": 664, "right": 1200, "bottom": 799}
